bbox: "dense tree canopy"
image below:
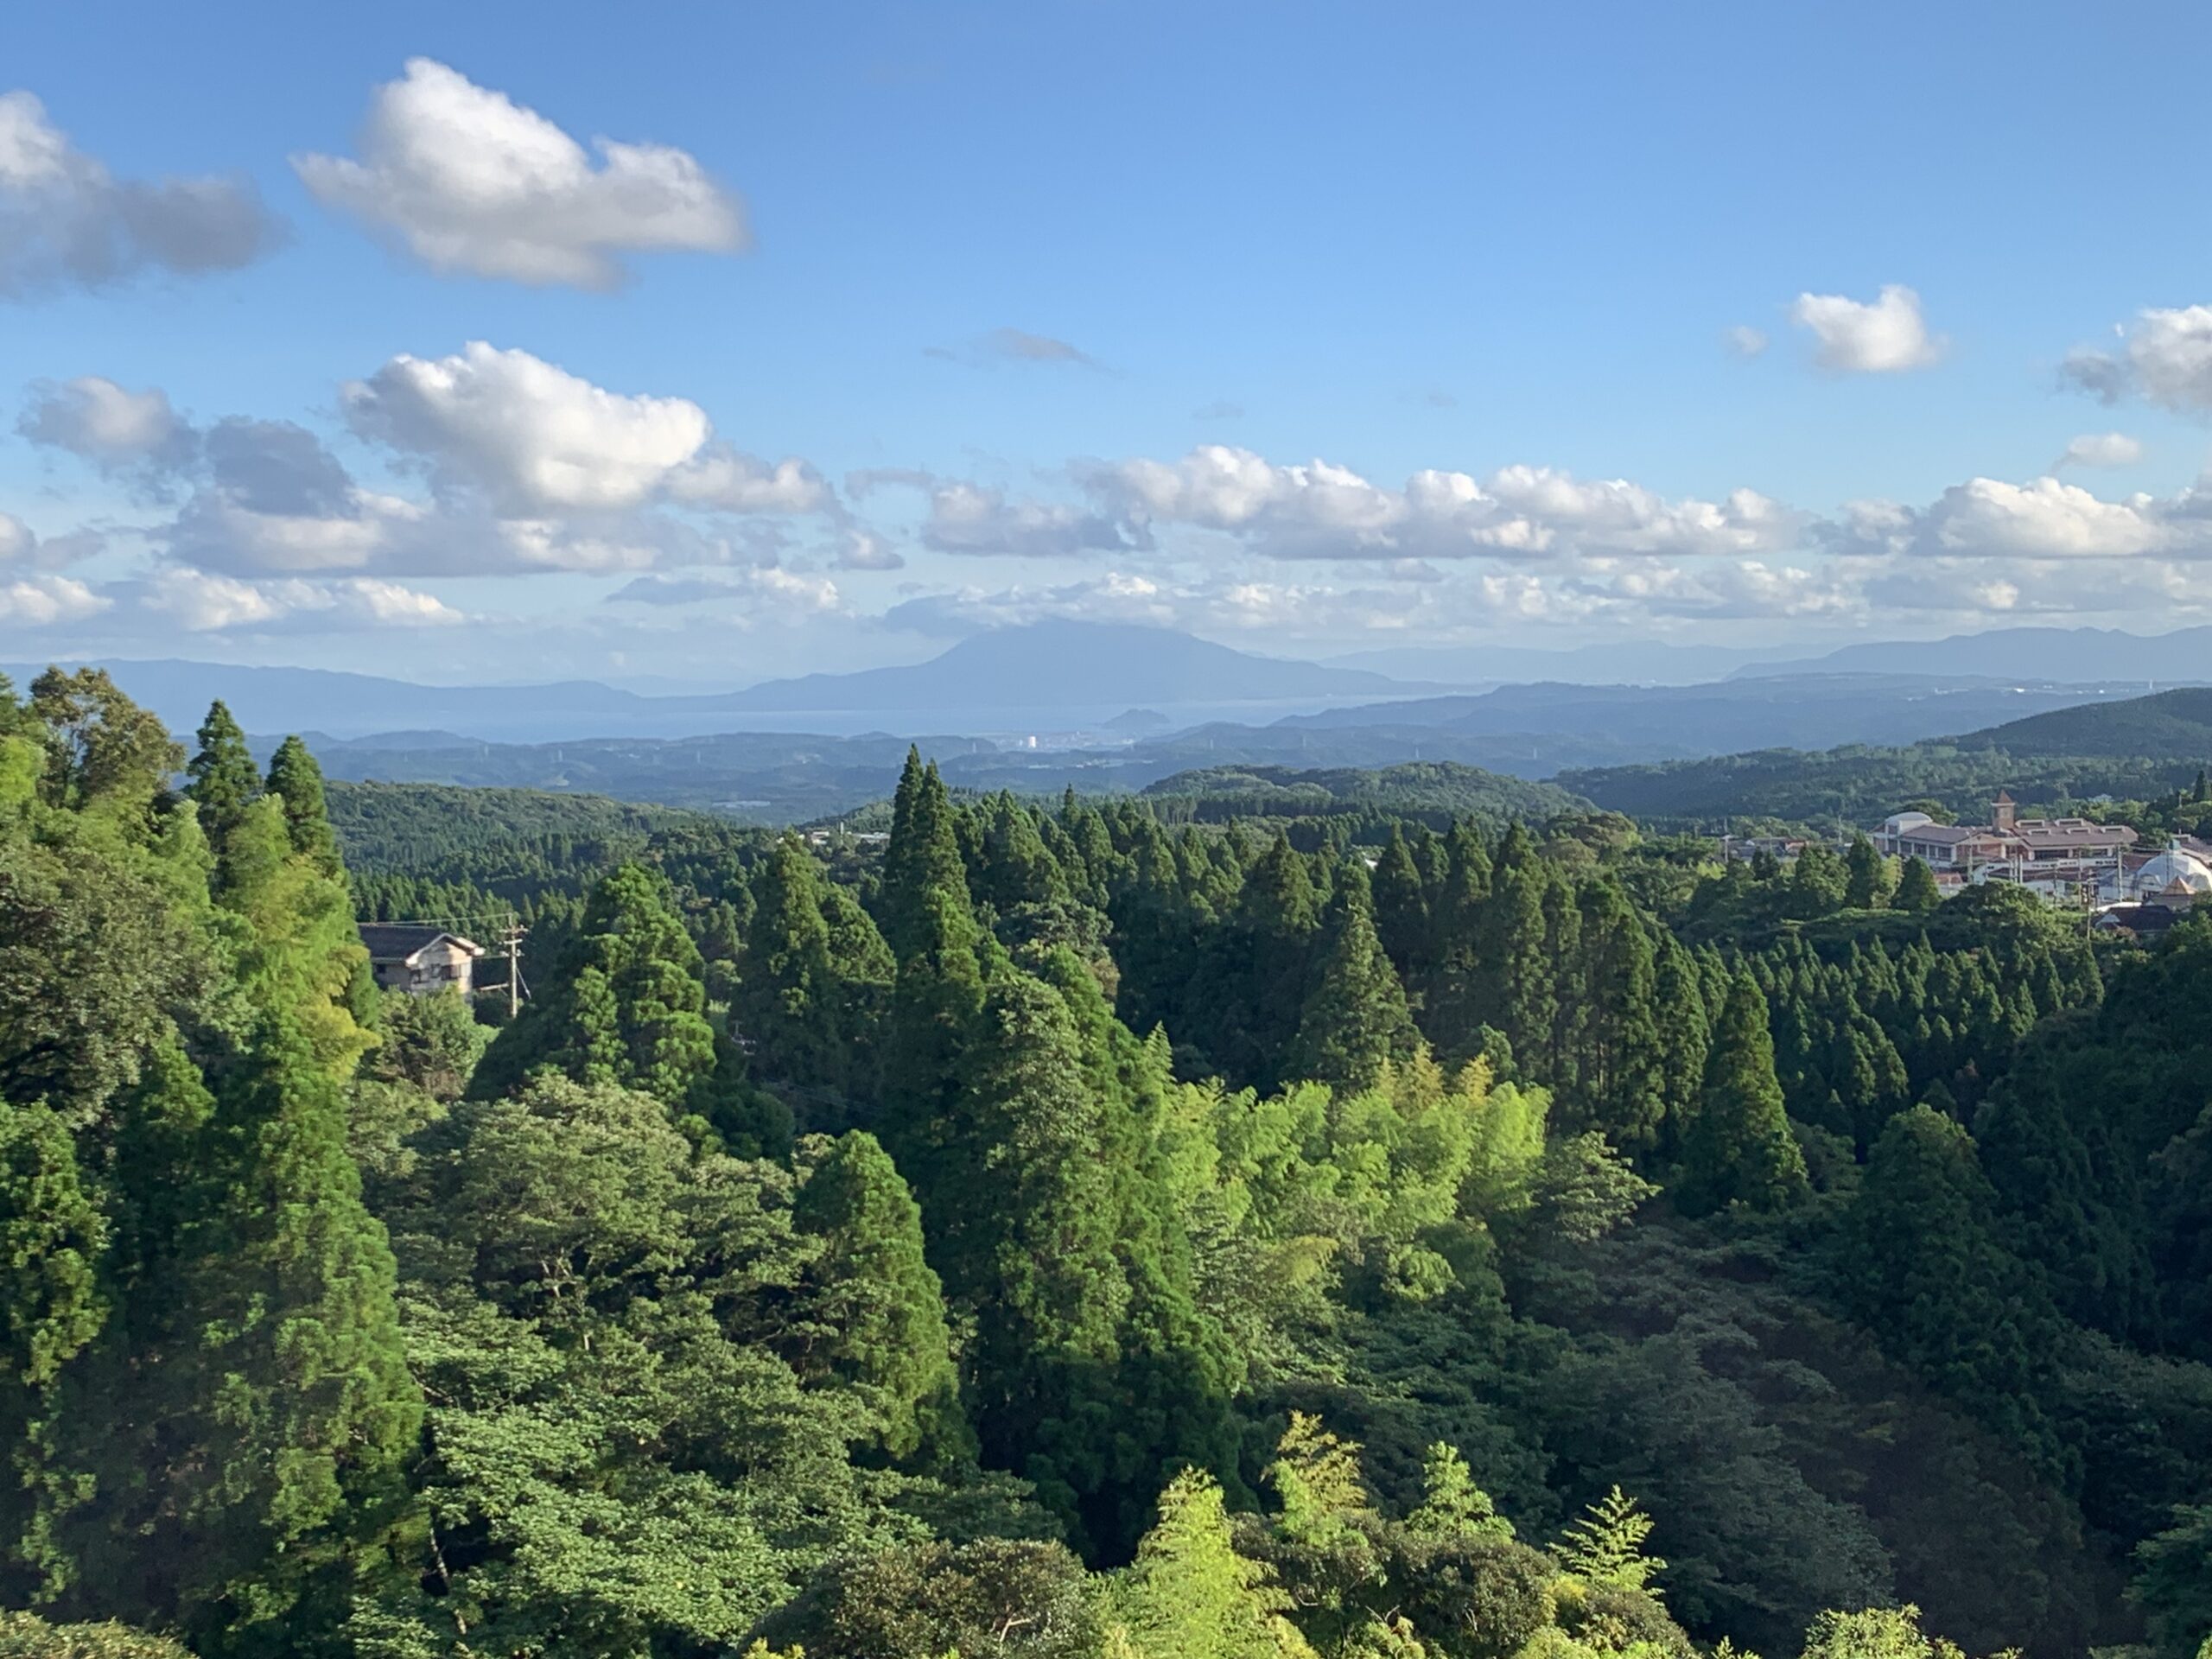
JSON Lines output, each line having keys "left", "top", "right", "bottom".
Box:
{"left": 1, "top": 680, "right": 2206, "bottom": 1659}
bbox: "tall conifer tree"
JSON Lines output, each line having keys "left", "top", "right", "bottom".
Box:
{"left": 1678, "top": 973, "right": 1808, "bottom": 1216}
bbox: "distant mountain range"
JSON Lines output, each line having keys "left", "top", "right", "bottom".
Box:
{"left": 1735, "top": 625, "right": 2212, "bottom": 685}
{"left": 17, "top": 620, "right": 2210, "bottom": 760}
{"left": 15, "top": 621, "right": 1427, "bottom": 744}
{"left": 1334, "top": 625, "right": 2212, "bottom": 690}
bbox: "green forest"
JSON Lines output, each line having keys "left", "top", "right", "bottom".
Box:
{"left": 2, "top": 669, "right": 2209, "bottom": 1659}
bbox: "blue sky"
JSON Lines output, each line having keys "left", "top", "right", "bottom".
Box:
{"left": 3, "top": 1, "right": 2210, "bottom": 684}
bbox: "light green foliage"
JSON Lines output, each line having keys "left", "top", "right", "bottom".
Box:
{"left": 1271, "top": 1412, "right": 1376, "bottom": 1548}
{"left": 1107, "top": 1470, "right": 1316, "bottom": 1659}
{"left": 1796, "top": 1604, "right": 2006, "bottom": 1659}
{"left": 263, "top": 735, "right": 340, "bottom": 873}
{"left": 215, "top": 793, "right": 376, "bottom": 1074}
{"left": 0, "top": 1611, "right": 194, "bottom": 1657}
{"left": 1553, "top": 1489, "right": 1666, "bottom": 1599}
{"left": 1408, "top": 1443, "right": 1515, "bottom": 1542}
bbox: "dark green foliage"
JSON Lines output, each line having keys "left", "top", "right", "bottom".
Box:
{"left": 1835, "top": 1106, "right": 2071, "bottom": 1484}
{"left": 1677, "top": 975, "right": 1808, "bottom": 1216}
{"left": 760, "top": 1538, "right": 1100, "bottom": 1659}
{"left": 791, "top": 1131, "right": 966, "bottom": 1462}
{"left": 1289, "top": 864, "right": 1419, "bottom": 1092}
{"left": 263, "top": 736, "right": 340, "bottom": 873}
{"left": 472, "top": 862, "right": 717, "bottom": 1107}
{"left": 1896, "top": 855, "right": 1943, "bottom": 912}
{"left": 3, "top": 673, "right": 2209, "bottom": 1659}
{"left": 186, "top": 702, "right": 257, "bottom": 859}
{"left": 2130, "top": 1503, "right": 2212, "bottom": 1659}
{"left": 1844, "top": 833, "right": 1894, "bottom": 909}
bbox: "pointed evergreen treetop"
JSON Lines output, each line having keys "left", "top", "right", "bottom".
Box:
{"left": 186, "top": 700, "right": 258, "bottom": 854}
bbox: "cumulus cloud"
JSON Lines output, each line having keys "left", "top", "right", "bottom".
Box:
{"left": 1821, "top": 473, "right": 2212, "bottom": 568}
{"left": 1862, "top": 556, "right": 2208, "bottom": 619}
{"left": 0, "top": 572, "right": 106, "bottom": 626}
{"left": 139, "top": 567, "right": 462, "bottom": 632}
{"left": 18, "top": 375, "right": 196, "bottom": 471}
{"left": 2061, "top": 306, "right": 2212, "bottom": 411}
{"left": 0, "top": 90, "right": 280, "bottom": 297}
{"left": 2051, "top": 431, "right": 2144, "bottom": 472}
{"left": 295, "top": 59, "right": 746, "bottom": 288}
{"left": 1086, "top": 445, "right": 1797, "bottom": 563}
{"left": 920, "top": 480, "right": 1135, "bottom": 558}
{"left": 1788, "top": 283, "right": 1943, "bottom": 372}
{"left": 344, "top": 340, "right": 710, "bottom": 511}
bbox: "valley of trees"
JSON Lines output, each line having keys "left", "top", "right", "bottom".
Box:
{"left": 2, "top": 671, "right": 2209, "bottom": 1659}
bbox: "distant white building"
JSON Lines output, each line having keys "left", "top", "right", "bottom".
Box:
{"left": 1874, "top": 792, "right": 2138, "bottom": 906}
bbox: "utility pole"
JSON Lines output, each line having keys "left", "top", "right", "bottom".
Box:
{"left": 505, "top": 914, "right": 525, "bottom": 1020}
{"left": 479, "top": 912, "right": 527, "bottom": 1020}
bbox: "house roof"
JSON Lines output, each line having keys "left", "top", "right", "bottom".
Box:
{"left": 1891, "top": 824, "right": 1989, "bottom": 847}
{"left": 359, "top": 924, "right": 484, "bottom": 964}
{"left": 2011, "top": 819, "right": 2138, "bottom": 851}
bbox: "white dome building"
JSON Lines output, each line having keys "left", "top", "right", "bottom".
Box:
{"left": 2129, "top": 844, "right": 2212, "bottom": 902}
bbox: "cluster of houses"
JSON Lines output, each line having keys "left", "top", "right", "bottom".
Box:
{"left": 1724, "top": 791, "right": 2212, "bottom": 937}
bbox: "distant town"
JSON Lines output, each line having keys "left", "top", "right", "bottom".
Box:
{"left": 1724, "top": 790, "right": 2211, "bottom": 936}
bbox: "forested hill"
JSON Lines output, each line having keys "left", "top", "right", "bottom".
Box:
{"left": 1949, "top": 685, "right": 2212, "bottom": 755}
{"left": 1567, "top": 684, "right": 2212, "bottom": 826}
{"left": 1140, "top": 760, "right": 1587, "bottom": 823}
{"left": 5, "top": 671, "right": 2211, "bottom": 1659}
{"left": 326, "top": 779, "right": 712, "bottom": 872}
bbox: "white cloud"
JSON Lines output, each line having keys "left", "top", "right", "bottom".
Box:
{"left": 666, "top": 445, "right": 832, "bottom": 513}
{"left": 141, "top": 567, "right": 463, "bottom": 632}
{"left": 921, "top": 480, "right": 1135, "bottom": 557}
{"left": 345, "top": 340, "right": 711, "bottom": 512}
{"left": 0, "top": 90, "right": 278, "bottom": 296}
{"left": 1863, "top": 557, "right": 2208, "bottom": 619}
{"left": 2062, "top": 306, "right": 2212, "bottom": 411}
{"left": 1087, "top": 445, "right": 1796, "bottom": 563}
{"left": 295, "top": 59, "right": 746, "bottom": 289}
{"left": 1725, "top": 325, "right": 1769, "bottom": 359}
{"left": 1788, "top": 283, "right": 1943, "bottom": 372}
{"left": 0, "top": 573, "right": 106, "bottom": 626}
{"left": 1820, "top": 473, "right": 2212, "bottom": 567}
{"left": 2050, "top": 431, "right": 2143, "bottom": 472}
{"left": 1920, "top": 476, "right": 2171, "bottom": 559}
